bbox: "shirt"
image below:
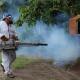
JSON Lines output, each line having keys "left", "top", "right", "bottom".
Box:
{"left": 0, "top": 21, "right": 16, "bottom": 40}
{"left": 0, "top": 21, "right": 18, "bottom": 49}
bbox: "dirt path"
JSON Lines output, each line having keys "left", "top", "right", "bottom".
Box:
{"left": 69, "top": 61, "right": 80, "bottom": 77}
{"left": 0, "top": 60, "right": 80, "bottom": 80}
{"left": 14, "top": 60, "right": 80, "bottom": 80}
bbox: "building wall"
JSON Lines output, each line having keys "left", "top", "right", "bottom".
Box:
{"left": 69, "top": 15, "right": 80, "bottom": 35}
{"left": 69, "top": 18, "right": 77, "bottom": 35}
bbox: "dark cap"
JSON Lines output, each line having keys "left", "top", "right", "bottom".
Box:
{"left": 3, "top": 14, "right": 13, "bottom": 20}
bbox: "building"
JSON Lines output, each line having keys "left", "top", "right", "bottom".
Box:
{"left": 69, "top": 15, "right": 80, "bottom": 35}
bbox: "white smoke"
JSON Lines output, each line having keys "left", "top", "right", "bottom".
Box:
{"left": 16, "top": 21, "right": 80, "bottom": 65}
{"left": 46, "top": 27, "right": 80, "bottom": 62}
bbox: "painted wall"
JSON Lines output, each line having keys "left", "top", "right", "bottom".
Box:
{"left": 69, "top": 15, "right": 80, "bottom": 35}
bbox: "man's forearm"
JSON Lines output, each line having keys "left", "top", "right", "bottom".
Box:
{"left": 12, "top": 35, "right": 18, "bottom": 40}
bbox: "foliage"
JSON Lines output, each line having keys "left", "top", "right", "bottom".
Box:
{"left": 16, "top": 0, "right": 80, "bottom": 26}
{"left": 0, "top": 0, "right": 9, "bottom": 12}
{"left": 0, "top": 0, "right": 80, "bottom": 26}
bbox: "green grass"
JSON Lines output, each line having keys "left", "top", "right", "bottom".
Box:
{"left": 12, "top": 56, "right": 33, "bottom": 69}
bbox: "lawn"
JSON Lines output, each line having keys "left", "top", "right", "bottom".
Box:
{"left": 12, "top": 56, "right": 34, "bottom": 69}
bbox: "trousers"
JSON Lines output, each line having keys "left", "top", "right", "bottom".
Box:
{"left": 1, "top": 49, "right": 16, "bottom": 74}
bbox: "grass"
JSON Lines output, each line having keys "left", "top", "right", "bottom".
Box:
{"left": 0, "top": 54, "right": 34, "bottom": 69}
{"left": 12, "top": 56, "right": 33, "bottom": 69}
{"left": 0, "top": 54, "right": 53, "bottom": 69}
{"left": 12, "top": 56, "right": 53, "bottom": 69}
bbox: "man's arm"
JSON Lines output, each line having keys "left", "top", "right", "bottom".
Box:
{"left": 11, "top": 25, "right": 19, "bottom": 40}
{"left": 12, "top": 35, "right": 18, "bottom": 40}
{"left": 0, "top": 21, "right": 9, "bottom": 41}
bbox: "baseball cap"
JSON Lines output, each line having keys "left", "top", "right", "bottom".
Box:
{"left": 3, "top": 14, "right": 13, "bottom": 20}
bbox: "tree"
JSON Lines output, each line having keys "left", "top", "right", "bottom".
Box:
{"left": 0, "top": 0, "right": 10, "bottom": 12}
{"left": 17, "top": 0, "right": 62, "bottom": 26}
{"left": 1, "top": 0, "right": 80, "bottom": 26}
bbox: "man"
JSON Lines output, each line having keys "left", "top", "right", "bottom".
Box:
{"left": 0, "top": 14, "right": 18, "bottom": 78}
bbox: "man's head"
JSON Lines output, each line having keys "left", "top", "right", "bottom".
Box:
{"left": 3, "top": 14, "right": 13, "bottom": 25}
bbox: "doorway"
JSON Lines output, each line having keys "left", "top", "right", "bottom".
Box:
{"left": 77, "top": 19, "right": 80, "bottom": 34}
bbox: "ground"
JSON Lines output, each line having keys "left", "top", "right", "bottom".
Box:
{"left": 0, "top": 59, "right": 80, "bottom": 80}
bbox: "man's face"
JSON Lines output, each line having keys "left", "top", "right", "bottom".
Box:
{"left": 6, "top": 17, "right": 13, "bottom": 24}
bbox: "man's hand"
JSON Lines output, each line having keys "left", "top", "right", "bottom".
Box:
{"left": 1, "top": 35, "right": 9, "bottom": 41}
{"left": 12, "top": 35, "right": 18, "bottom": 40}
